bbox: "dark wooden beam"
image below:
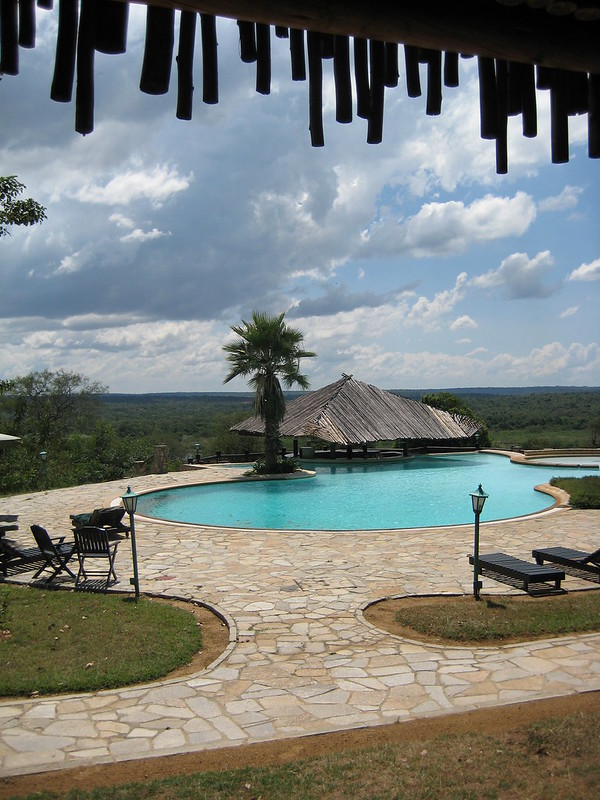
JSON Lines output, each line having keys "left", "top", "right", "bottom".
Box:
{"left": 127, "top": 0, "right": 600, "bottom": 74}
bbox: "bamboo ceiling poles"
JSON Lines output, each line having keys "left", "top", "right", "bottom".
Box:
{"left": 1, "top": 0, "right": 599, "bottom": 171}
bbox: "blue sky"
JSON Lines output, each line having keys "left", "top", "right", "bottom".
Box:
{"left": 1, "top": 7, "right": 599, "bottom": 393}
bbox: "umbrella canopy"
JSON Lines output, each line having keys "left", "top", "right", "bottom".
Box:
{"left": 0, "top": 434, "right": 21, "bottom": 449}
{"left": 231, "top": 374, "right": 480, "bottom": 445}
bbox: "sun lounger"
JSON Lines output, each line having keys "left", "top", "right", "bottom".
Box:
{"left": 532, "top": 547, "right": 600, "bottom": 583}
{"left": 70, "top": 507, "right": 130, "bottom": 538}
{"left": 0, "top": 538, "right": 42, "bottom": 576}
{"left": 469, "top": 551, "right": 565, "bottom": 594}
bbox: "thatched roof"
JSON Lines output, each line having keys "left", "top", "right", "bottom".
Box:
{"left": 2, "top": 1, "right": 598, "bottom": 173}
{"left": 230, "top": 374, "right": 480, "bottom": 445}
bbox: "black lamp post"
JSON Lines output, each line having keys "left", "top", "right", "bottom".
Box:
{"left": 39, "top": 450, "right": 48, "bottom": 490}
{"left": 470, "top": 483, "right": 488, "bottom": 600}
{"left": 122, "top": 486, "right": 140, "bottom": 600}
{"left": 194, "top": 443, "right": 201, "bottom": 463}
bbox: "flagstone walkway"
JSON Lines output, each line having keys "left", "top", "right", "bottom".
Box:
{"left": 1, "top": 468, "right": 599, "bottom": 779}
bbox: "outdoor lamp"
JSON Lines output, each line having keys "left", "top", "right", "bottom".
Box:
{"left": 470, "top": 483, "right": 488, "bottom": 601}
{"left": 195, "top": 443, "right": 201, "bottom": 463}
{"left": 122, "top": 486, "right": 140, "bottom": 599}
{"left": 39, "top": 450, "right": 48, "bottom": 490}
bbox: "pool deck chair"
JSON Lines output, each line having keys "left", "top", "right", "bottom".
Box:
{"left": 74, "top": 527, "right": 119, "bottom": 591}
{"left": 0, "top": 538, "right": 42, "bottom": 576}
{"left": 469, "top": 552, "right": 565, "bottom": 595}
{"left": 70, "top": 507, "right": 130, "bottom": 539}
{"left": 30, "top": 525, "right": 76, "bottom": 582}
{"left": 532, "top": 547, "right": 600, "bottom": 583}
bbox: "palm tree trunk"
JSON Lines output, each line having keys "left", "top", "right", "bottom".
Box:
{"left": 264, "top": 412, "right": 280, "bottom": 472}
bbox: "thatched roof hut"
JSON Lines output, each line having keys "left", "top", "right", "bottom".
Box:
{"left": 230, "top": 374, "right": 480, "bottom": 445}
{"left": 2, "top": 1, "right": 598, "bottom": 172}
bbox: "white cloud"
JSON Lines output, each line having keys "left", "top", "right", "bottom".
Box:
{"left": 405, "top": 273, "right": 469, "bottom": 331}
{"left": 450, "top": 315, "right": 478, "bottom": 331}
{"left": 568, "top": 258, "right": 600, "bottom": 282}
{"left": 361, "top": 192, "right": 536, "bottom": 258}
{"left": 109, "top": 213, "right": 135, "bottom": 230}
{"left": 560, "top": 306, "right": 579, "bottom": 319}
{"left": 75, "top": 165, "right": 193, "bottom": 207}
{"left": 119, "top": 227, "right": 171, "bottom": 243}
{"left": 538, "top": 185, "right": 583, "bottom": 212}
{"left": 54, "top": 251, "right": 85, "bottom": 275}
{"left": 472, "top": 250, "right": 558, "bottom": 299}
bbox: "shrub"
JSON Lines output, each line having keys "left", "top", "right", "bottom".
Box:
{"left": 550, "top": 475, "right": 600, "bottom": 509}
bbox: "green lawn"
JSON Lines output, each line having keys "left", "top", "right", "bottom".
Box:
{"left": 0, "top": 585, "right": 202, "bottom": 697}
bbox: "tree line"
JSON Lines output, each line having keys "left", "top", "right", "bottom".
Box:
{"left": 1, "top": 367, "right": 598, "bottom": 496}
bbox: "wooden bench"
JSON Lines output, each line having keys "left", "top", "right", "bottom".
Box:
{"left": 469, "top": 551, "right": 565, "bottom": 595}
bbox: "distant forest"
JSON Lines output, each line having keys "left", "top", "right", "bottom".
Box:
{"left": 100, "top": 387, "right": 600, "bottom": 460}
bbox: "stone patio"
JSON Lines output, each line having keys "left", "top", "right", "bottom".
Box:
{"left": 1, "top": 467, "right": 599, "bottom": 778}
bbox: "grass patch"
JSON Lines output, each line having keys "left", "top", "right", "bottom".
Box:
{"left": 15, "top": 710, "right": 600, "bottom": 799}
{"left": 392, "top": 592, "right": 600, "bottom": 642}
{"left": 551, "top": 475, "right": 600, "bottom": 509}
{"left": 0, "top": 584, "right": 202, "bottom": 697}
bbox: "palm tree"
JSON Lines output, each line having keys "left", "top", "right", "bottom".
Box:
{"left": 223, "top": 311, "right": 316, "bottom": 472}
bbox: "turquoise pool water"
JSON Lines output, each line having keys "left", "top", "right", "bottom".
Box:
{"left": 135, "top": 453, "right": 597, "bottom": 531}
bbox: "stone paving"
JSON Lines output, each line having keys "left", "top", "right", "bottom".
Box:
{"left": 1, "top": 467, "right": 599, "bottom": 778}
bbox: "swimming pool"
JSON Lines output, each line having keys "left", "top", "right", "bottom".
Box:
{"left": 135, "top": 452, "right": 597, "bottom": 531}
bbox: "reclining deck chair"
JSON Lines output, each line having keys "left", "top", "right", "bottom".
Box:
{"left": 532, "top": 546, "right": 600, "bottom": 583}
{"left": 469, "top": 551, "right": 565, "bottom": 594}
{"left": 30, "top": 525, "right": 76, "bottom": 582}
{"left": 74, "top": 526, "right": 119, "bottom": 590}
{"left": 0, "top": 537, "right": 42, "bottom": 576}
{"left": 71, "top": 507, "right": 130, "bottom": 538}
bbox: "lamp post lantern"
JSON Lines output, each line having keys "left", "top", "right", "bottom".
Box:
{"left": 470, "top": 483, "right": 488, "bottom": 600}
{"left": 122, "top": 486, "right": 140, "bottom": 600}
{"left": 194, "top": 443, "right": 201, "bottom": 463}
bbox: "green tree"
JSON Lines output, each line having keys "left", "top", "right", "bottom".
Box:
{"left": 421, "top": 391, "right": 490, "bottom": 446}
{"left": 0, "top": 176, "right": 46, "bottom": 237}
{"left": 5, "top": 370, "right": 106, "bottom": 452}
{"left": 223, "top": 311, "right": 316, "bottom": 472}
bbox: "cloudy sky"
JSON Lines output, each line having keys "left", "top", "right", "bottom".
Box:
{"left": 1, "top": 7, "right": 599, "bottom": 393}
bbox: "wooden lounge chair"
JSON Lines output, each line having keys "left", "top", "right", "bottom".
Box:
{"left": 70, "top": 507, "right": 130, "bottom": 538}
{"left": 30, "top": 525, "right": 77, "bottom": 582}
{"left": 0, "top": 537, "right": 42, "bottom": 576}
{"left": 0, "top": 515, "right": 19, "bottom": 537}
{"left": 532, "top": 547, "right": 600, "bottom": 583}
{"left": 74, "top": 526, "right": 119, "bottom": 590}
{"left": 469, "top": 551, "right": 565, "bottom": 595}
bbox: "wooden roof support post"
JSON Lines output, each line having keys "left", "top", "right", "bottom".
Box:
{"left": 307, "top": 30, "right": 324, "bottom": 145}
{"left": 255, "top": 21, "right": 271, "bottom": 94}
{"left": 333, "top": 34, "right": 352, "bottom": 123}
{"left": 590, "top": 73, "right": 600, "bottom": 158}
{"left": 176, "top": 10, "right": 196, "bottom": 119}
{"left": 140, "top": 6, "right": 175, "bottom": 94}
{"left": 96, "top": 0, "right": 128, "bottom": 54}
{"left": 75, "top": 0, "right": 97, "bottom": 135}
{"left": 201, "top": 12, "right": 219, "bottom": 103}
{"left": 0, "top": 0, "right": 19, "bottom": 75}
{"left": 354, "top": 37, "right": 370, "bottom": 118}
{"left": 51, "top": 0, "right": 79, "bottom": 102}
{"left": 367, "top": 39, "right": 385, "bottom": 143}
{"left": 18, "top": 0, "right": 36, "bottom": 49}
{"left": 289, "top": 27, "right": 306, "bottom": 80}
